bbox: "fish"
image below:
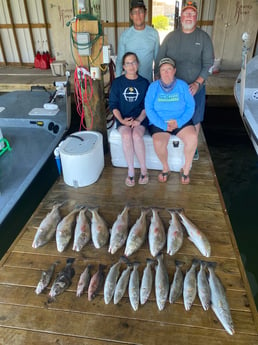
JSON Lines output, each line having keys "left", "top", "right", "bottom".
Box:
{"left": 197, "top": 260, "right": 211, "bottom": 311}
{"left": 148, "top": 208, "right": 166, "bottom": 257}
{"left": 169, "top": 260, "right": 184, "bottom": 304}
{"left": 89, "top": 208, "right": 109, "bottom": 249}
{"left": 56, "top": 207, "right": 80, "bottom": 252}
{"left": 104, "top": 257, "right": 126, "bottom": 304}
{"left": 108, "top": 205, "right": 130, "bottom": 254}
{"left": 207, "top": 262, "right": 235, "bottom": 335}
{"left": 32, "top": 203, "right": 62, "bottom": 248}
{"left": 88, "top": 264, "right": 106, "bottom": 301}
{"left": 72, "top": 208, "right": 91, "bottom": 252}
{"left": 140, "top": 258, "right": 155, "bottom": 305}
{"left": 183, "top": 259, "right": 199, "bottom": 311}
{"left": 113, "top": 263, "right": 132, "bottom": 304}
{"left": 35, "top": 260, "right": 60, "bottom": 295}
{"left": 166, "top": 209, "right": 184, "bottom": 256}
{"left": 177, "top": 209, "right": 211, "bottom": 257}
{"left": 76, "top": 264, "right": 92, "bottom": 297}
{"left": 128, "top": 262, "right": 140, "bottom": 311}
{"left": 155, "top": 253, "right": 169, "bottom": 311}
{"left": 124, "top": 208, "right": 149, "bottom": 257}
{"left": 49, "top": 258, "right": 75, "bottom": 300}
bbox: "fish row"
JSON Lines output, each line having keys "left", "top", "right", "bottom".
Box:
{"left": 103, "top": 255, "right": 234, "bottom": 335}
{"left": 35, "top": 255, "right": 234, "bottom": 335}
{"left": 32, "top": 204, "right": 211, "bottom": 258}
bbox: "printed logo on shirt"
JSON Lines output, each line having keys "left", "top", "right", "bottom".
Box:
{"left": 123, "top": 87, "right": 139, "bottom": 102}
{"left": 158, "top": 93, "right": 179, "bottom": 102}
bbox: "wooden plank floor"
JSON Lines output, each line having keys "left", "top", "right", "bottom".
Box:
{"left": 0, "top": 129, "right": 258, "bottom": 345}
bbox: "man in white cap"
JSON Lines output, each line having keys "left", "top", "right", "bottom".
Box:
{"left": 116, "top": 0, "right": 160, "bottom": 83}
{"left": 154, "top": 1, "right": 214, "bottom": 160}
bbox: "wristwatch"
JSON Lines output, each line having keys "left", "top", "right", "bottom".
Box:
{"left": 195, "top": 81, "right": 201, "bottom": 88}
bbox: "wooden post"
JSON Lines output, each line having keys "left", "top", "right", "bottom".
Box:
{"left": 84, "top": 77, "right": 108, "bottom": 153}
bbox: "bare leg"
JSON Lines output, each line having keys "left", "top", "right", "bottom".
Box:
{"left": 177, "top": 126, "right": 197, "bottom": 179}
{"left": 132, "top": 126, "right": 147, "bottom": 176}
{"left": 118, "top": 126, "right": 135, "bottom": 177}
{"left": 152, "top": 132, "right": 170, "bottom": 173}
{"left": 194, "top": 123, "right": 201, "bottom": 136}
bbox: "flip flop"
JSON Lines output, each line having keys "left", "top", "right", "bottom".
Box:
{"left": 158, "top": 171, "right": 169, "bottom": 183}
{"left": 180, "top": 169, "right": 190, "bottom": 185}
{"left": 125, "top": 176, "right": 135, "bottom": 187}
{"left": 138, "top": 174, "right": 149, "bottom": 185}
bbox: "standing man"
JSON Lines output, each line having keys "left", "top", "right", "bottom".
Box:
{"left": 116, "top": 0, "right": 160, "bottom": 83}
{"left": 154, "top": 1, "right": 214, "bottom": 159}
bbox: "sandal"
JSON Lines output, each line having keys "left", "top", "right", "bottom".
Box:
{"left": 158, "top": 171, "right": 169, "bottom": 183}
{"left": 138, "top": 174, "right": 149, "bottom": 185}
{"left": 125, "top": 176, "right": 135, "bottom": 187}
{"left": 180, "top": 169, "right": 190, "bottom": 185}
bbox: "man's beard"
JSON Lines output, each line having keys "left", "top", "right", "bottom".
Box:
{"left": 182, "top": 22, "right": 195, "bottom": 31}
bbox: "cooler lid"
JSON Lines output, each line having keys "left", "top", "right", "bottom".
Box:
{"left": 59, "top": 132, "right": 98, "bottom": 155}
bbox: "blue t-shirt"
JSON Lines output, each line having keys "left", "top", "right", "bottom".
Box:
{"left": 109, "top": 74, "right": 150, "bottom": 127}
{"left": 145, "top": 79, "right": 195, "bottom": 131}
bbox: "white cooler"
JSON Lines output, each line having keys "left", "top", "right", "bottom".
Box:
{"left": 108, "top": 126, "right": 185, "bottom": 172}
{"left": 59, "top": 131, "right": 104, "bottom": 187}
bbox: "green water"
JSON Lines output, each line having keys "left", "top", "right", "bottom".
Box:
{"left": 202, "top": 103, "right": 258, "bottom": 308}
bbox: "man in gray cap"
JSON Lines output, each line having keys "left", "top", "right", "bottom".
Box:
{"left": 116, "top": 0, "right": 160, "bottom": 83}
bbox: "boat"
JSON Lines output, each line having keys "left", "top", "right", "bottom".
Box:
{"left": 0, "top": 81, "right": 71, "bottom": 225}
{"left": 234, "top": 50, "right": 258, "bottom": 155}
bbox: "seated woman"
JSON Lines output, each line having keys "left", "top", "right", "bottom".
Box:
{"left": 145, "top": 57, "right": 197, "bottom": 184}
{"left": 109, "top": 52, "right": 149, "bottom": 187}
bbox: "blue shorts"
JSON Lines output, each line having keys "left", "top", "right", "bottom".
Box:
{"left": 148, "top": 119, "right": 194, "bottom": 136}
{"left": 192, "top": 85, "right": 206, "bottom": 125}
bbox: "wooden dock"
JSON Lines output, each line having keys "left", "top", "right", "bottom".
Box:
{"left": 0, "top": 128, "right": 257, "bottom": 345}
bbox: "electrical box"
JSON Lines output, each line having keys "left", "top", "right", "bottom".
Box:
{"left": 77, "top": 32, "right": 91, "bottom": 56}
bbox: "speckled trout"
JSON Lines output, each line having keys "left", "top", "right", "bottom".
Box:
{"left": 207, "top": 262, "right": 235, "bottom": 335}
{"left": 114, "top": 263, "right": 132, "bottom": 304}
{"left": 89, "top": 208, "right": 109, "bottom": 249}
{"left": 167, "top": 209, "right": 184, "bottom": 256}
{"left": 124, "top": 208, "right": 149, "bottom": 257}
{"left": 148, "top": 208, "right": 166, "bottom": 257}
{"left": 108, "top": 205, "right": 130, "bottom": 254}
{"left": 183, "top": 259, "right": 198, "bottom": 311}
{"left": 177, "top": 209, "right": 211, "bottom": 257}
{"left": 155, "top": 253, "right": 169, "bottom": 311}
{"left": 32, "top": 203, "right": 62, "bottom": 248}
{"left": 56, "top": 207, "right": 80, "bottom": 252}
{"left": 140, "top": 258, "right": 155, "bottom": 305}
{"left": 128, "top": 262, "right": 140, "bottom": 311}
{"left": 197, "top": 260, "right": 211, "bottom": 311}
{"left": 104, "top": 257, "right": 127, "bottom": 304}
{"left": 169, "top": 260, "right": 184, "bottom": 304}
{"left": 72, "top": 208, "right": 91, "bottom": 252}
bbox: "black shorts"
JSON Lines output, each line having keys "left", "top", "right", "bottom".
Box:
{"left": 148, "top": 119, "right": 194, "bottom": 136}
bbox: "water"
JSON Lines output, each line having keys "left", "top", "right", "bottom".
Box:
{"left": 202, "top": 100, "right": 258, "bottom": 308}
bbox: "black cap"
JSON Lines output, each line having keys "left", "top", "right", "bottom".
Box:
{"left": 130, "top": 0, "right": 146, "bottom": 10}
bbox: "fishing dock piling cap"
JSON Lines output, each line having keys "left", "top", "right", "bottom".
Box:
{"left": 130, "top": 0, "right": 146, "bottom": 10}
{"left": 181, "top": 1, "right": 197, "bottom": 13}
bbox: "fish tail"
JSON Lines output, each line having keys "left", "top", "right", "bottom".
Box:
{"left": 192, "top": 258, "right": 200, "bottom": 266}
{"left": 120, "top": 255, "right": 130, "bottom": 264}
{"left": 132, "top": 261, "right": 140, "bottom": 268}
{"left": 66, "top": 258, "right": 75, "bottom": 264}
{"left": 206, "top": 261, "right": 217, "bottom": 269}
{"left": 146, "top": 258, "right": 156, "bottom": 265}
{"left": 175, "top": 259, "right": 185, "bottom": 267}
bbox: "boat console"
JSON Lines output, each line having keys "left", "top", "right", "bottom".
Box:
{"left": 0, "top": 84, "right": 71, "bottom": 225}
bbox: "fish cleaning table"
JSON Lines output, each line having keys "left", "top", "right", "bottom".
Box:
{"left": 0, "top": 129, "right": 257, "bottom": 345}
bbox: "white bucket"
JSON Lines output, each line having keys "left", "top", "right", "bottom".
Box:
{"left": 59, "top": 131, "right": 104, "bottom": 187}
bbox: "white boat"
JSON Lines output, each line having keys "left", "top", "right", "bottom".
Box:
{"left": 234, "top": 54, "right": 258, "bottom": 155}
